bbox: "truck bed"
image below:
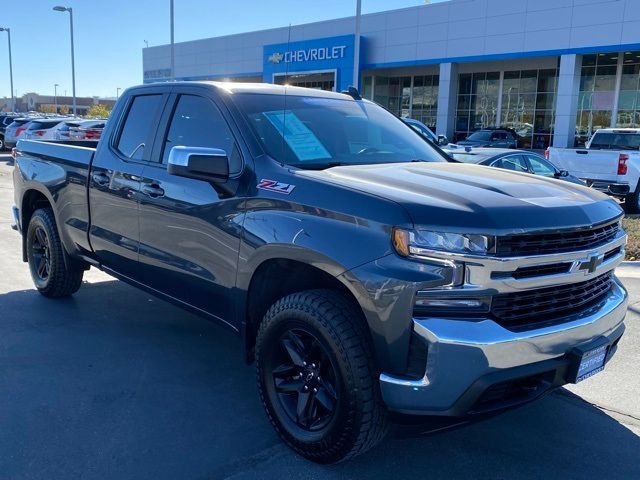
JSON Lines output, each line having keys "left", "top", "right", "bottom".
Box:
{"left": 17, "top": 139, "right": 97, "bottom": 167}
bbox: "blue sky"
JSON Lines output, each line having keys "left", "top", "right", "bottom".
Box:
{"left": 0, "top": 0, "right": 445, "bottom": 100}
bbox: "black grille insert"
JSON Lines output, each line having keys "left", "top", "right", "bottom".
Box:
{"left": 495, "top": 222, "right": 620, "bottom": 257}
{"left": 491, "top": 273, "right": 614, "bottom": 330}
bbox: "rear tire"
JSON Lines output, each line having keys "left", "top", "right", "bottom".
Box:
{"left": 256, "top": 289, "right": 388, "bottom": 464}
{"left": 624, "top": 189, "right": 640, "bottom": 214}
{"left": 26, "top": 208, "right": 84, "bottom": 298}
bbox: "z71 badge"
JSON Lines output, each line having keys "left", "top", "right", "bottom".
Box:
{"left": 257, "top": 179, "right": 296, "bottom": 195}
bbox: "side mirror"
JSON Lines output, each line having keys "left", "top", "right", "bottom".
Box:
{"left": 167, "top": 146, "right": 229, "bottom": 182}
{"left": 558, "top": 169, "right": 569, "bottom": 177}
{"left": 437, "top": 135, "right": 448, "bottom": 146}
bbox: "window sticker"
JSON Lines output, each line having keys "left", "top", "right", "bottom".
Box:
{"left": 263, "top": 110, "right": 332, "bottom": 161}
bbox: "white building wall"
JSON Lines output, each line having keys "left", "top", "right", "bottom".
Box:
{"left": 144, "top": 0, "right": 640, "bottom": 80}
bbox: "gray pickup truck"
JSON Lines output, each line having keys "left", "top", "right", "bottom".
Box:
{"left": 11, "top": 82, "right": 628, "bottom": 463}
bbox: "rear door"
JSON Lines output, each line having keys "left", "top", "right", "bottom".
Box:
{"left": 136, "top": 89, "right": 245, "bottom": 323}
{"left": 88, "top": 90, "right": 169, "bottom": 277}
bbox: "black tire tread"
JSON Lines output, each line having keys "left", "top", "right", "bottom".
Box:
{"left": 256, "top": 289, "right": 388, "bottom": 463}
{"left": 28, "top": 208, "right": 84, "bottom": 298}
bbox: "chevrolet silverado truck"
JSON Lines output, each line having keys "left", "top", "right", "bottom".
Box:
{"left": 12, "top": 82, "right": 628, "bottom": 463}
{"left": 546, "top": 128, "right": 640, "bottom": 212}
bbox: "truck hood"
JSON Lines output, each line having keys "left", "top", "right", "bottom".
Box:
{"left": 297, "top": 163, "right": 622, "bottom": 233}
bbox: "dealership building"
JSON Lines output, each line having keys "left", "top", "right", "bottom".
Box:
{"left": 143, "top": 0, "right": 640, "bottom": 148}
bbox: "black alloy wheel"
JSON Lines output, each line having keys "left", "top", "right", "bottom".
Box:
{"left": 269, "top": 328, "right": 339, "bottom": 432}
{"left": 30, "top": 226, "right": 51, "bottom": 283}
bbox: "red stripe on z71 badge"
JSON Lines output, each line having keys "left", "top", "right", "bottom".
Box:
{"left": 257, "top": 179, "right": 296, "bottom": 194}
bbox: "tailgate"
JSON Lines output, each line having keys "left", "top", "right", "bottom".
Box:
{"left": 549, "top": 148, "right": 620, "bottom": 178}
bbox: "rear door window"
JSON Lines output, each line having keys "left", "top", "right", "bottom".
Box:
{"left": 116, "top": 94, "right": 164, "bottom": 160}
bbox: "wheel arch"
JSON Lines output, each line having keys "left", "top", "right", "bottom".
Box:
{"left": 239, "top": 248, "right": 382, "bottom": 370}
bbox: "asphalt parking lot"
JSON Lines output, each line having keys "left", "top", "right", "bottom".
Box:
{"left": 0, "top": 153, "right": 639, "bottom": 480}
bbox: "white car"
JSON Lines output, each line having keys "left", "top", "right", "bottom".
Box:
{"left": 22, "top": 118, "right": 75, "bottom": 141}
{"left": 546, "top": 128, "right": 640, "bottom": 212}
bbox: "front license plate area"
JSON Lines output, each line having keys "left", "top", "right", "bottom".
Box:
{"left": 567, "top": 338, "right": 610, "bottom": 383}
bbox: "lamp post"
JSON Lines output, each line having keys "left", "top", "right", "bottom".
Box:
{"left": 116, "top": 87, "right": 121, "bottom": 99}
{"left": 170, "top": 0, "right": 175, "bottom": 80}
{"left": 0, "top": 27, "right": 15, "bottom": 112}
{"left": 54, "top": 84, "right": 59, "bottom": 113}
{"left": 353, "top": 0, "right": 362, "bottom": 90}
{"left": 53, "top": 6, "right": 76, "bottom": 116}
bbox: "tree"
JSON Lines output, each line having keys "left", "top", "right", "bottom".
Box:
{"left": 59, "top": 105, "right": 70, "bottom": 115}
{"left": 86, "top": 104, "right": 112, "bottom": 118}
{"left": 39, "top": 104, "right": 57, "bottom": 114}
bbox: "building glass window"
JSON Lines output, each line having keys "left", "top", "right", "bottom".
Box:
{"left": 576, "top": 52, "right": 619, "bottom": 146}
{"left": 362, "top": 76, "right": 373, "bottom": 100}
{"left": 455, "top": 72, "right": 500, "bottom": 141}
{"left": 411, "top": 75, "right": 439, "bottom": 129}
{"left": 616, "top": 51, "right": 640, "bottom": 129}
{"left": 501, "top": 68, "right": 558, "bottom": 149}
{"left": 371, "top": 74, "right": 439, "bottom": 130}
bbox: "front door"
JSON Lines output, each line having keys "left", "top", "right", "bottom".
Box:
{"left": 137, "top": 92, "right": 245, "bottom": 325}
{"left": 89, "top": 92, "right": 167, "bottom": 277}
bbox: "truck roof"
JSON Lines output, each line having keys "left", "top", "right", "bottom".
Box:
{"left": 138, "top": 81, "right": 360, "bottom": 100}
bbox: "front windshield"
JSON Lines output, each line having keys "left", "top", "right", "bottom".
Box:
{"left": 466, "top": 131, "right": 492, "bottom": 141}
{"left": 234, "top": 93, "right": 447, "bottom": 168}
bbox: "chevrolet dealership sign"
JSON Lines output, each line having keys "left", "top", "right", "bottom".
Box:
{"left": 263, "top": 35, "right": 358, "bottom": 91}
{"left": 268, "top": 45, "right": 348, "bottom": 64}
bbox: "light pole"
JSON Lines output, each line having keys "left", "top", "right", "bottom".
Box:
{"left": 170, "top": 0, "right": 175, "bottom": 80}
{"left": 116, "top": 87, "right": 121, "bottom": 99}
{"left": 53, "top": 6, "right": 76, "bottom": 116}
{"left": 0, "top": 27, "right": 15, "bottom": 112}
{"left": 144, "top": 40, "right": 149, "bottom": 49}
{"left": 54, "top": 83, "right": 59, "bottom": 113}
{"left": 353, "top": 0, "right": 362, "bottom": 90}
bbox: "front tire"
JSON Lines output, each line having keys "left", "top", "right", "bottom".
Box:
{"left": 256, "top": 289, "right": 388, "bottom": 463}
{"left": 26, "top": 208, "right": 84, "bottom": 298}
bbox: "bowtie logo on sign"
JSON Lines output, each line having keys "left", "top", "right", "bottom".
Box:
{"left": 268, "top": 52, "right": 284, "bottom": 64}
{"left": 267, "top": 45, "right": 347, "bottom": 64}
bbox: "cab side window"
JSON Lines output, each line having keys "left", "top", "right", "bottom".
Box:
{"left": 162, "top": 94, "right": 241, "bottom": 173}
{"left": 116, "top": 94, "right": 164, "bottom": 160}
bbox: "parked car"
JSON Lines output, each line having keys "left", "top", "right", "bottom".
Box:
{"left": 12, "top": 82, "right": 627, "bottom": 463}
{"left": 22, "top": 118, "right": 74, "bottom": 141}
{"left": 402, "top": 118, "right": 451, "bottom": 146}
{"left": 0, "top": 113, "right": 19, "bottom": 150}
{"left": 446, "top": 148, "right": 585, "bottom": 185}
{"left": 546, "top": 128, "right": 640, "bottom": 212}
{"left": 4, "top": 117, "right": 35, "bottom": 149}
{"left": 457, "top": 128, "right": 520, "bottom": 148}
{"left": 54, "top": 120, "right": 82, "bottom": 141}
{"left": 69, "top": 120, "right": 107, "bottom": 141}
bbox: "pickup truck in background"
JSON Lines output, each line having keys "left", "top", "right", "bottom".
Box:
{"left": 546, "top": 128, "right": 640, "bottom": 212}
{"left": 12, "top": 82, "right": 628, "bottom": 463}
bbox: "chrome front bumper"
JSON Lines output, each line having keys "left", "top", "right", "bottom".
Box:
{"left": 380, "top": 276, "right": 627, "bottom": 415}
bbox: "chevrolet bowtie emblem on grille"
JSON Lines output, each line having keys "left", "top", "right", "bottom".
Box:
{"left": 577, "top": 253, "right": 605, "bottom": 275}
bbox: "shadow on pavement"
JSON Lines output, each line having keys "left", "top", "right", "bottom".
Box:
{"left": 1, "top": 279, "right": 638, "bottom": 480}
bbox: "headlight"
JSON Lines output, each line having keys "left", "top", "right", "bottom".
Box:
{"left": 393, "top": 228, "right": 495, "bottom": 257}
